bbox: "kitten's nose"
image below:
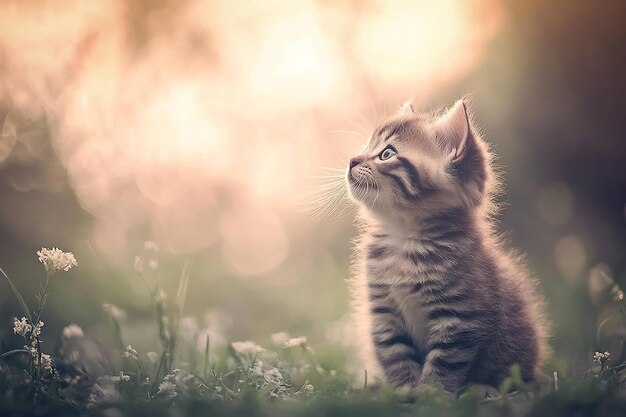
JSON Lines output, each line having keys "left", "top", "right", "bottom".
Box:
{"left": 349, "top": 157, "right": 362, "bottom": 170}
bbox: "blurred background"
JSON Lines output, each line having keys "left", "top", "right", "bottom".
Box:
{"left": 0, "top": 0, "right": 624, "bottom": 377}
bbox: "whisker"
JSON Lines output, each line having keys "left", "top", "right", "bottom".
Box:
{"left": 309, "top": 174, "right": 345, "bottom": 181}
{"left": 301, "top": 170, "right": 351, "bottom": 219}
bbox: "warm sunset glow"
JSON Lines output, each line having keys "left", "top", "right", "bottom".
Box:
{"left": 0, "top": 0, "right": 503, "bottom": 274}
{"left": 250, "top": 12, "right": 338, "bottom": 106}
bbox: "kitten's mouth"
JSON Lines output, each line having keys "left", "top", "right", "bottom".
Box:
{"left": 347, "top": 171, "right": 378, "bottom": 190}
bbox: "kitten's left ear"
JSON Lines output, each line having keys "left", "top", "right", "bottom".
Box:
{"left": 435, "top": 99, "right": 472, "bottom": 163}
{"left": 396, "top": 100, "right": 414, "bottom": 117}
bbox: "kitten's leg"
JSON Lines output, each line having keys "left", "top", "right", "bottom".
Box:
{"left": 418, "top": 326, "right": 482, "bottom": 394}
{"left": 369, "top": 284, "right": 421, "bottom": 386}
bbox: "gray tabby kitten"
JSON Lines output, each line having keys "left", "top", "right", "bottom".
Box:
{"left": 347, "top": 99, "right": 547, "bottom": 395}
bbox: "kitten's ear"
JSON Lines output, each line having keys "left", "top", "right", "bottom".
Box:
{"left": 396, "top": 100, "right": 414, "bottom": 117}
{"left": 435, "top": 99, "right": 472, "bottom": 163}
{"left": 436, "top": 99, "right": 489, "bottom": 206}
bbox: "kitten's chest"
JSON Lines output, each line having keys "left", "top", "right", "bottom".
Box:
{"left": 365, "top": 243, "right": 434, "bottom": 344}
{"left": 365, "top": 238, "right": 442, "bottom": 285}
{"left": 364, "top": 238, "right": 454, "bottom": 346}
{"left": 390, "top": 284, "right": 430, "bottom": 347}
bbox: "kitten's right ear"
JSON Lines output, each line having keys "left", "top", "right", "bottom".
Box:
{"left": 435, "top": 99, "right": 488, "bottom": 206}
{"left": 434, "top": 99, "right": 472, "bottom": 163}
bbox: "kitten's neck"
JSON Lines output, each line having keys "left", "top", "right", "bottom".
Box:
{"left": 361, "top": 207, "right": 479, "bottom": 242}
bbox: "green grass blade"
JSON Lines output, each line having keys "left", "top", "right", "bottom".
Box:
{"left": 0, "top": 348, "right": 29, "bottom": 359}
{"left": 0, "top": 267, "right": 32, "bottom": 323}
{"left": 203, "top": 333, "right": 210, "bottom": 380}
{"left": 175, "top": 260, "right": 190, "bottom": 323}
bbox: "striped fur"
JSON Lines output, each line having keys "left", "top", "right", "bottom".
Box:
{"left": 347, "top": 99, "right": 548, "bottom": 394}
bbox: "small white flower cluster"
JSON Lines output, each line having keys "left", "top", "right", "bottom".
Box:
{"left": 155, "top": 289, "right": 167, "bottom": 303}
{"left": 231, "top": 340, "right": 265, "bottom": 355}
{"left": 271, "top": 332, "right": 307, "bottom": 349}
{"left": 102, "top": 303, "right": 127, "bottom": 321}
{"left": 146, "top": 351, "right": 159, "bottom": 363}
{"left": 271, "top": 332, "right": 290, "bottom": 345}
{"left": 32, "top": 320, "right": 44, "bottom": 338}
{"left": 40, "top": 353, "right": 54, "bottom": 374}
{"left": 117, "top": 371, "right": 131, "bottom": 382}
{"left": 157, "top": 369, "right": 180, "bottom": 399}
{"left": 13, "top": 317, "right": 54, "bottom": 374}
{"left": 13, "top": 317, "right": 31, "bottom": 337}
{"left": 594, "top": 351, "right": 611, "bottom": 363}
{"left": 134, "top": 241, "right": 160, "bottom": 274}
{"left": 283, "top": 336, "right": 307, "bottom": 349}
{"left": 86, "top": 372, "right": 133, "bottom": 408}
{"left": 36, "top": 247, "right": 77, "bottom": 274}
{"left": 302, "top": 383, "right": 314, "bottom": 395}
{"left": 87, "top": 376, "right": 121, "bottom": 408}
{"left": 13, "top": 317, "right": 43, "bottom": 339}
{"left": 62, "top": 324, "right": 84, "bottom": 338}
{"left": 123, "top": 345, "right": 139, "bottom": 360}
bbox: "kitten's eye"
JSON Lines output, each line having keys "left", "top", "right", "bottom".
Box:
{"left": 379, "top": 146, "right": 397, "bottom": 161}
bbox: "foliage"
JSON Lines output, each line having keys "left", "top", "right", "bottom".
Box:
{"left": 2, "top": 249, "right": 626, "bottom": 417}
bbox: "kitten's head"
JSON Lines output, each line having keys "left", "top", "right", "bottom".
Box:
{"left": 346, "top": 99, "right": 494, "bottom": 222}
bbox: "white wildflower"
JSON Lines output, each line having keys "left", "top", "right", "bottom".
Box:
{"left": 102, "top": 303, "right": 127, "bottom": 321}
{"left": 146, "top": 351, "right": 159, "bottom": 363}
{"left": 123, "top": 345, "right": 139, "bottom": 360}
{"left": 157, "top": 370, "right": 179, "bottom": 399}
{"left": 263, "top": 367, "right": 283, "bottom": 385}
{"left": 134, "top": 256, "right": 144, "bottom": 274}
{"left": 231, "top": 340, "right": 265, "bottom": 355}
{"left": 24, "top": 345, "right": 37, "bottom": 358}
{"left": 62, "top": 324, "right": 84, "bottom": 338}
{"left": 36, "top": 247, "right": 77, "bottom": 274}
{"left": 593, "top": 351, "right": 611, "bottom": 363}
{"left": 119, "top": 371, "right": 130, "bottom": 382}
{"left": 149, "top": 259, "right": 159, "bottom": 270}
{"left": 41, "top": 353, "right": 53, "bottom": 374}
{"left": 13, "top": 317, "right": 32, "bottom": 337}
{"left": 304, "top": 383, "right": 314, "bottom": 393}
{"left": 32, "top": 320, "right": 44, "bottom": 338}
{"left": 283, "top": 336, "right": 307, "bottom": 348}
{"left": 553, "top": 371, "right": 559, "bottom": 391}
{"left": 144, "top": 241, "right": 159, "bottom": 252}
{"left": 271, "top": 332, "right": 290, "bottom": 345}
{"left": 87, "top": 380, "right": 120, "bottom": 408}
{"left": 157, "top": 380, "right": 177, "bottom": 399}
{"left": 155, "top": 289, "right": 167, "bottom": 303}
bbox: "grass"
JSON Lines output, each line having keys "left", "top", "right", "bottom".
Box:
{"left": 1, "top": 247, "right": 626, "bottom": 417}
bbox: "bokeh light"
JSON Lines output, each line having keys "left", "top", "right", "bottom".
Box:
{"left": 0, "top": 0, "right": 501, "bottom": 267}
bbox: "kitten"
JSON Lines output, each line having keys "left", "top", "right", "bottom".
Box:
{"left": 346, "top": 99, "right": 548, "bottom": 395}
